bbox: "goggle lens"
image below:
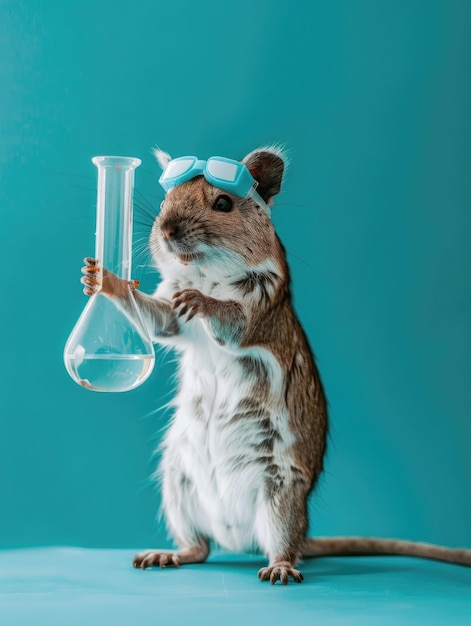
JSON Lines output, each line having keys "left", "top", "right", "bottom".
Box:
{"left": 206, "top": 159, "right": 239, "bottom": 183}
{"left": 161, "top": 157, "right": 196, "bottom": 181}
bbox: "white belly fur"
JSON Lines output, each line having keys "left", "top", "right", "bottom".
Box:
{"left": 152, "top": 259, "right": 295, "bottom": 554}
{"left": 157, "top": 312, "right": 292, "bottom": 553}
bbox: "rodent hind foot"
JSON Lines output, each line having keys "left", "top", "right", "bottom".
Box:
{"left": 258, "top": 561, "right": 304, "bottom": 585}
{"left": 133, "top": 545, "right": 208, "bottom": 570}
{"left": 133, "top": 550, "right": 181, "bottom": 569}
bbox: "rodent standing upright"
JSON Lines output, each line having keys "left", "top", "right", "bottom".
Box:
{"left": 82, "top": 146, "right": 471, "bottom": 584}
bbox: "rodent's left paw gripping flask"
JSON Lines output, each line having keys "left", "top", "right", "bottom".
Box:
{"left": 64, "top": 156, "right": 155, "bottom": 392}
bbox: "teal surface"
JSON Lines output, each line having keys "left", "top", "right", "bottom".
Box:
{"left": 1, "top": 0, "right": 470, "bottom": 582}
{"left": 1, "top": 549, "right": 470, "bottom": 625}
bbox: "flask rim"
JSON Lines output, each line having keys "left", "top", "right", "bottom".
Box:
{"left": 92, "top": 156, "right": 141, "bottom": 169}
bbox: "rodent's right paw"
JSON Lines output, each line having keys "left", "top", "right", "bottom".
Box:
{"left": 81, "top": 257, "right": 100, "bottom": 296}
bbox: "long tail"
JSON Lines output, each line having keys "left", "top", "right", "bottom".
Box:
{"left": 301, "top": 537, "right": 471, "bottom": 566}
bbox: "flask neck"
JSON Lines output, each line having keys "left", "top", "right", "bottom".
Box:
{"left": 92, "top": 156, "right": 141, "bottom": 281}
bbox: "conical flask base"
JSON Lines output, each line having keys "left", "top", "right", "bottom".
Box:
{"left": 64, "top": 291, "right": 155, "bottom": 392}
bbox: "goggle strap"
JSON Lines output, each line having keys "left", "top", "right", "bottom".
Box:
{"left": 247, "top": 186, "right": 271, "bottom": 217}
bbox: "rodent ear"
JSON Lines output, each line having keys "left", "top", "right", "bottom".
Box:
{"left": 242, "top": 146, "right": 286, "bottom": 202}
{"left": 152, "top": 146, "right": 172, "bottom": 171}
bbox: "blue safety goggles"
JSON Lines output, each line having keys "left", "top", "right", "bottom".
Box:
{"left": 159, "top": 156, "right": 271, "bottom": 215}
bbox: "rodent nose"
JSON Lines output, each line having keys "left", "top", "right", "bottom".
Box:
{"left": 161, "top": 221, "right": 182, "bottom": 241}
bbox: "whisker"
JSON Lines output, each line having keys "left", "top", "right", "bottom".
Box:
{"left": 272, "top": 222, "right": 305, "bottom": 234}
{"left": 47, "top": 171, "right": 96, "bottom": 182}
{"left": 134, "top": 215, "right": 155, "bottom": 229}
{"left": 49, "top": 197, "right": 94, "bottom": 212}
{"left": 134, "top": 220, "right": 155, "bottom": 232}
{"left": 273, "top": 201, "right": 316, "bottom": 211}
{"left": 133, "top": 235, "right": 151, "bottom": 250}
{"left": 134, "top": 198, "right": 158, "bottom": 228}
{"left": 62, "top": 183, "right": 96, "bottom": 193}
{"left": 133, "top": 239, "right": 158, "bottom": 271}
{"left": 133, "top": 241, "right": 150, "bottom": 258}
{"left": 133, "top": 243, "right": 153, "bottom": 269}
{"left": 135, "top": 189, "right": 158, "bottom": 217}
{"left": 285, "top": 250, "right": 317, "bottom": 272}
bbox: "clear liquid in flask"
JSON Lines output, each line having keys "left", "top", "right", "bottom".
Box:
{"left": 65, "top": 353, "right": 155, "bottom": 392}
{"left": 64, "top": 288, "right": 155, "bottom": 392}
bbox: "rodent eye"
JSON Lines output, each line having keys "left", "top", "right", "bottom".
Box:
{"left": 212, "top": 195, "right": 233, "bottom": 213}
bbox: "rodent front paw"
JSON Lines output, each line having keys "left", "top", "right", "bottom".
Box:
{"left": 81, "top": 257, "right": 101, "bottom": 295}
{"left": 80, "top": 257, "right": 139, "bottom": 297}
{"left": 172, "top": 289, "right": 212, "bottom": 322}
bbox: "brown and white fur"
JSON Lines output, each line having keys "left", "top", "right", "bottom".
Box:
{"left": 81, "top": 147, "right": 471, "bottom": 584}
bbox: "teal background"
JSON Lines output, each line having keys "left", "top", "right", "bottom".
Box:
{"left": 1, "top": 0, "right": 470, "bottom": 554}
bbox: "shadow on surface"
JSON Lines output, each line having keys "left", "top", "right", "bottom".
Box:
{"left": 204, "top": 552, "right": 471, "bottom": 585}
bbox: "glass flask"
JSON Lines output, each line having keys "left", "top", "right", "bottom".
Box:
{"left": 64, "top": 156, "right": 155, "bottom": 392}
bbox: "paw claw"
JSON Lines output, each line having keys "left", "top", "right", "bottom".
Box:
{"left": 171, "top": 554, "right": 181, "bottom": 568}
{"left": 132, "top": 550, "right": 185, "bottom": 571}
{"left": 142, "top": 554, "right": 154, "bottom": 569}
{"left": 159, "top": 554, "right": 169, "bottom": 568}
{"left": 258, "top": 567, "right": 270, "bottom": 582}
{"left": 171, "top": 289, "right": 208, "bottom": 322}
{"left": 186, "top": 308, "right": 197, "bottom": 322}
{"left": 258, "top": 563, "right": 303, "bottom": 585}
{"left": 293, "top": 570, "right": 304, "bottom": 583}
{"left": 81, "top": 257, "right": 101, "bottom": 296}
